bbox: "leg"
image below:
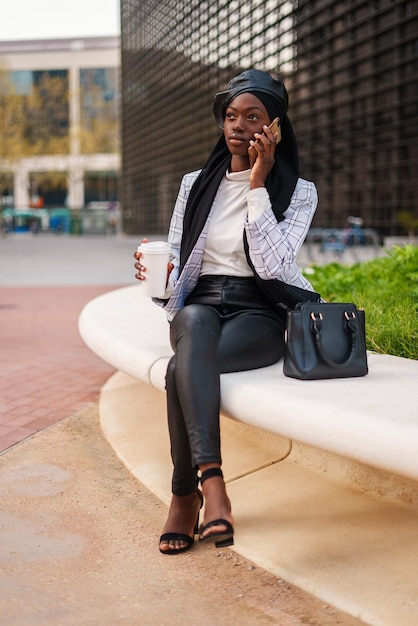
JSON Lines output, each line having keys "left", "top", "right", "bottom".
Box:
{"left": 169, "top": 304, "right": 223, "bottom": 471}
{"left": 199, "top": 310, "right": 284, "bottom": 543}
{"left": 160, "top": 358, "right": 203, "bottom": 554}
{"left": 168, "top": 306, "right": 283, "bottom": 469}
{"left": 218, "top": 309, "right": 285, "bottom": 373}
{"left": 160, "top": 305, "right": 222, "bottom": 553}
{"left": 165, "top": 355, "right": 198, "bottom": 496}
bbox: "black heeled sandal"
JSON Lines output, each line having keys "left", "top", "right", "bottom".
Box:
{"left": 159, "top": 489, "right": 203, "bottom": 555}
{"left": 198, "top": 468, "right": 234, "bottom": 548}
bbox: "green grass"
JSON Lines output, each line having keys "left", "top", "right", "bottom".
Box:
{"left": 303, "top": 244, "right": 418, "bottom": 360}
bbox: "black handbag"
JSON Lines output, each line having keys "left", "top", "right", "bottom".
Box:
{"left": 283, "top": 302, "right": 368, "bottom": 380}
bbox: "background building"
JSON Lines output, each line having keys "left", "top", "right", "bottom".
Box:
{"left": 0, "top": 36, "right": 120, "bottom": 212}
{"left": 120, "top": 0, "right": 417, "bottom": 237}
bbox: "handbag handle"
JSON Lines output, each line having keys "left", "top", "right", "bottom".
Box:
{"left": 310, "top": 311, "right": 359, "bottom": 369}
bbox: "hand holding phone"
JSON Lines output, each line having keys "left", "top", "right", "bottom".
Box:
{"left": 248, "top": 117, "right": 281, "bottom": 164}
{"left": 266, "top": 117, "right": 281, "bottom": 144}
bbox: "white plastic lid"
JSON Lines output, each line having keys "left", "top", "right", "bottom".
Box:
{"left": 137, "top": 241, "right": 169, "bottom": 254}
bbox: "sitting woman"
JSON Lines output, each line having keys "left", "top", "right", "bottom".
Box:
{"left": 134, "top": 69, "right": 319, "bottom": 555}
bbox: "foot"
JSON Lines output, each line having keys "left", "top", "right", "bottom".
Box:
{"left": 159, "top": 491, "right": 202, "bottom": 554}
{"left": 199, "top": 472, "right": 234, "bottom": 543}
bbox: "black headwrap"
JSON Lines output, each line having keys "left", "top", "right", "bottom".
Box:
{"left": 179, "top": 69, "right": 299, "bottom": 273}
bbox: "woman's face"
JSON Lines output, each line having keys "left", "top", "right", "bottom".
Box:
{"left": 223, "top": 93, "right": 271, "bottom": 158}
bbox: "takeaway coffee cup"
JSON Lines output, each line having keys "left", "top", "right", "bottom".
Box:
{"left": 137, "top": 241, "right": 170, "bottom": 297}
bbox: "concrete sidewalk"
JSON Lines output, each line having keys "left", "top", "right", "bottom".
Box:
{"left": 0, "top": 233, "right": 365, "bottom": 625}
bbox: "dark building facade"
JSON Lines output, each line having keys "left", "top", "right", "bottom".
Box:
{"left": 120, "top": 0, "right": 418, "bottom": 236}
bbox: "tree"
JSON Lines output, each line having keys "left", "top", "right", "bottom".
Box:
{"left": 22, "top": 72, "right": 70, "bottom": 155}
{"left": 79, "top": 75, "right": 120, "bottom": 154}
{"left": 0, "top": 66, "right": 69, "bottom": 159}
{"left": 0, "top": 66, "right": 26, "bottom": 162}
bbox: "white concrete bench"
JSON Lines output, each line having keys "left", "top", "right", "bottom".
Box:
{"left": 79, "top": 284, "right": 418, "bottom": 626}
{"left": 79, "top": 284, "right": 418, "bottom": 482}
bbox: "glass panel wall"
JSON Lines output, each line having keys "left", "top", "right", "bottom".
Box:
{"left": 120, "top": 0, "right": 418, "bottom": 236}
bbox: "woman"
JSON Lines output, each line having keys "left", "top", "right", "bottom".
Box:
{"left": 134, "top": 69, "right": 320, "bottom": 555}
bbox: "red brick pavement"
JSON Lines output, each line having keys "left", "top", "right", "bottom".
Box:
{"left": 0, "top": 286, "right": 120, "bottom": 453}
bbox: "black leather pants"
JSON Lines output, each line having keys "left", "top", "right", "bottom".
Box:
{"left": 165, "top": 276, "right": 285, "bottom": 496}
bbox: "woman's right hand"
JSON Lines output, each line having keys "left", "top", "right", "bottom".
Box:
{"left": 134, "top": 238, "right": 174, "bottom": 286}
{"left": 248, "top": 123, "right": 277, "bottom": 189}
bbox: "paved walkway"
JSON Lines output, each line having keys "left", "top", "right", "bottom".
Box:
{"left": 0, "top": 285, "right": 118, "bottom": 452}
{"left": 0, "top": 233, "right": 368, "bottom": 625}
{"left": 0, "top": 232, "right": 140, "bottom": 453}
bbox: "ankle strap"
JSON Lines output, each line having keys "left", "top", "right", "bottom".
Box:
{"left": 200, "top": 467, "right": 223, "bottom": 485}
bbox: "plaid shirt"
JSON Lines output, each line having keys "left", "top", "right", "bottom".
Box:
{"left": 155, "top": 170, "right": 318, "bottom": 320}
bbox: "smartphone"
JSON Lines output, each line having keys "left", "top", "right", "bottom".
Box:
{"left": 268, "top": 117, "right": 281, "bottom": 145}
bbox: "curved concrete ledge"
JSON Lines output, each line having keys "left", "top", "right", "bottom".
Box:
{"left": 79, "top": 284, "right": 418, "bottom": 481}
{"left": 99, "top": 372, "right": 418, "bottom": 626}
{"left": 79, "top": 286, "right": 418, "bottom": 626}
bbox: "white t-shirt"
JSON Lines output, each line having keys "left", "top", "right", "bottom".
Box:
{"left": 201, "top": 168, "right": 263, "bottom": 277}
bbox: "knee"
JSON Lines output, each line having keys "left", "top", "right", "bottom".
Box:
{"left": 172, "top": 304, "right": 220, "bottom": 339}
